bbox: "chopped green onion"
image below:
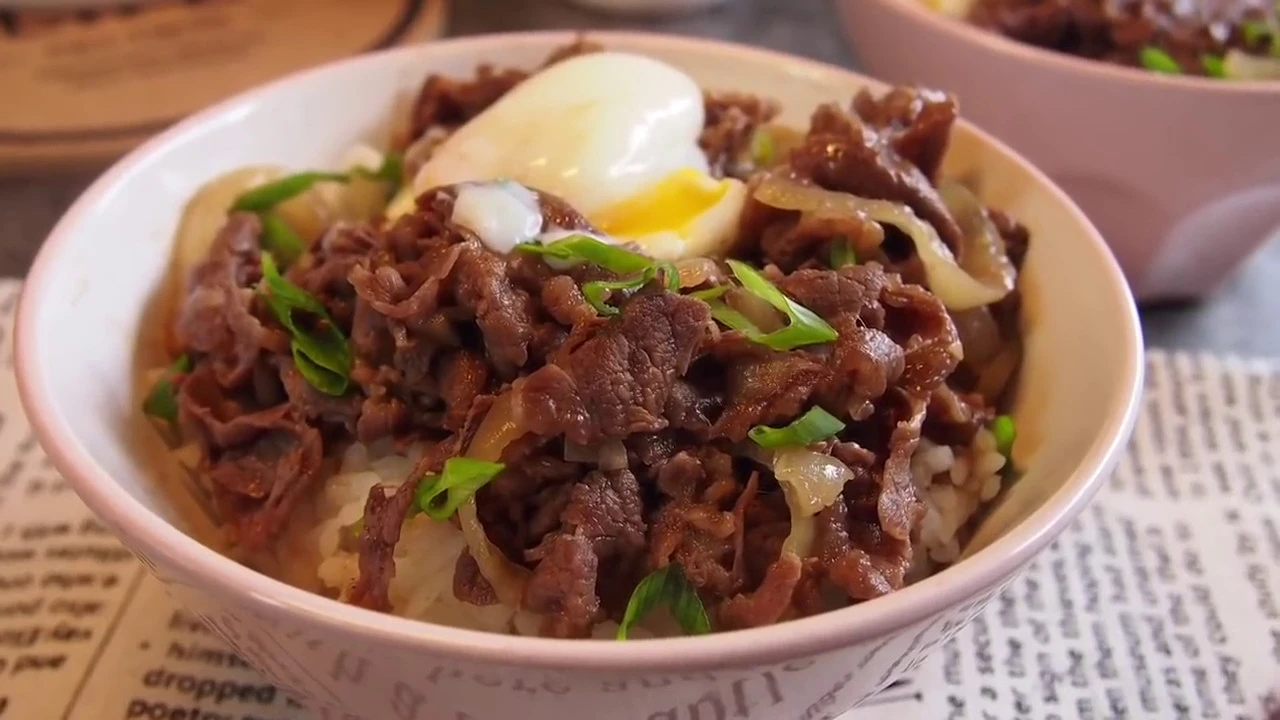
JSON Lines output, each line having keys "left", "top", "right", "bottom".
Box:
{"left": 142, "top": 354, "right": 193, "bottom": 427}
{"left": 516, "top": 234, "right": 653, "bottom": 276}
{"left": 371, "top": 152, "right": 405, "bottom": 188}
{"left": 749, "top": 127, "right": 776, "bottom": 167}
{"left": 1202, "top": 53, "right": 1227, "bottom": 78}
{"left": 1140, "top": 46, "right": 1182, "bottom": 74}
{"left": 830, "top": 236, "right": 857, "bottom": 268}
{"left": 414, "top": 458, "right": 506, "bottom": 521}
{"left": 749, "top": 407, "right": 846, "bottom": 449}
{"left": 232, "top": 171, "right": 350, "bottom": 213}
{"left": 991, "top": 414, "right": 1016, "bottom": 457}
{"left": 689, "top": 286, "right": 729, "bottom": 301}
{"left": 581, "top": 261, "right": 680, "bottom": 316}
{"left": 258, "top": 253, "right": 352, "bottom": 395}
{"left": 1242, "top": 20, "right": 1273, "bottom": 47}
{"left": 617, "top": 564, "right": 711, "bottom": 640}
{"left": 231, "top": 153, "right": 404, "bottom": 214}
{"left": 260, "top": 213, "right": 306, "bottom": 266}
{"left": 720, "top": 260, "right": 838, "bottom": 350}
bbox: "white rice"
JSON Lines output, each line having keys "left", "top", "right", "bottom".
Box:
{"left": 911, "top": 427, "right": 1006, "bottom": 569}
{"left": 297, "top": 428, "right": 1006, "bottom": 634}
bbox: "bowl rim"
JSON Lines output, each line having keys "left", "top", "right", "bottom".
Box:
{"left": 15, "top": 29, "right": 1144, "bottom": 670}
{"left": 851, "top": 0, "right": 1280, "bottom": 94}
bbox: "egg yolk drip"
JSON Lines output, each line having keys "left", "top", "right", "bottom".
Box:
{"left": 592, "top": 168, "right": 731, "bottom": 237}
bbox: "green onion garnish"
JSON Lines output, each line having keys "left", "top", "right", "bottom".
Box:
{"left": 1202, "top": 53, "right": 1227, "bottom": 77}
{"left": 231, "top": 152, "right": 404, "bottom": 215}
{"left": 232, "top": 172, "right": 350, "bottom": 213}
{"left": 516, "top": 234, "right": 654, "bottom": 276}
{"left": 991, "top": 414, "right": 1016, "bottom": 457}
{"left": 1242, "top": 20, "right": 1273, "bottom": 47}
{"left": 617, "top": 564, "right": 711, "bottom": 640}
{"left": 830, "top": 236, "right": 857, "bottom": 268}
{"left": 371, "top": 152, "right": 405, "bottom": 190}
{"left": 749, "top": 127, "right": 776, "bottom": 167}
{"left": 260, "top": 212, "right": 306, "bottom": 266}
{"left": 259, "top": 253, "right": 352, "bottom": 395}
{"left": 1140, "top": 46, "right": 1182, "bottom": 74}
{"left": 142, "top": 353, "right": 192, "bottom": 427}
{"left": 413, "top": 458, "right": 506, "bottom": 521}
{"left": 582, "top": 261, "right": 678, "bottom": 316}
{"left": 749, "top": 406, "right": 846, "bottom": 449}
{"left": 520, "top": 235, "right": 678, "bottom": 315}
{"left": 714, "top": 260, "right": 837, "bottom": 351}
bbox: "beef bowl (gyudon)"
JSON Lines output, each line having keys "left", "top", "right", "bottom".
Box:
{"left": 18, "top": 31, "right": 1142, "bottom": 720}
{"left": 141, "top": 40, "right": 1032, "bottom": 641}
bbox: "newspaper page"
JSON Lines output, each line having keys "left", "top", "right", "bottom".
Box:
{"left": 0, "top": 275, "right": 1277, "bottom": 720}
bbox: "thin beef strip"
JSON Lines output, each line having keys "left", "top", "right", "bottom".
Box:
{"left": 789, "top": 102, "right": 966, "bottom": 252}
{"left": 177, "top": 365, "right": 323, "bottom": 550}
{"left": 518, "top": 292, "right": 712, "bottom": 445}
{"left": 175, "top": 213, "right": 266, "bottom": 388}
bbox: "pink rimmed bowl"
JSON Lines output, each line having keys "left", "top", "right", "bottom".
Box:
{"left": 15, "top": 31, "right": 1143, "bottom": 720}
{"left": 837, "top": 0, "right": 1280, "bottom": 302}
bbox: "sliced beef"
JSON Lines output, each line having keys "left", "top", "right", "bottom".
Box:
{"left": 177, "top": 365, "right": 322, "bottom": 550}
{"left": 852, "top": 87, "right": 958, "bottom": 181}
{"left": 522, "top": 533, "right": 602, "bottom": 638}
{"left": 790, "top": 103, "right": 965, "bottom": 252}
{"left": 710, "top": 352, "right": 826, "bottom": 441}
{"left": 518, "top": 292, "right": 711, "bottom": 445}
{"left": 175, "top": 213, "right": 266, "bottom": 388}
{"left": 718, "top": 552, "right": 802, "bottom": 630}
{"left": 970, "top": 0, "right": 1272, "bottom": 76}
{"left": 451, "top": 242, "right": 536, "bottom": 378}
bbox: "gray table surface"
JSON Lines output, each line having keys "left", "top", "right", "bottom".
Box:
{"left": 1, "top": 0, "right": 1275, "bottom": 358}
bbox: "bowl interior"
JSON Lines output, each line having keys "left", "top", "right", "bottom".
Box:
{"left": 16, "top": 31, "right": 1141, "bottom": 659}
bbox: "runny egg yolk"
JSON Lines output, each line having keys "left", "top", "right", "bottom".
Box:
{"left": 392, "top": 51, "right": 747, "bottom": 259}
{"left": 590, "top": 168, "right": 745, "bottom": 260}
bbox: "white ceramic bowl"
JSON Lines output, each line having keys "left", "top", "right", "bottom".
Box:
{"left": 15, "top": 31, "right": 1143, "bottom": 719}
{"left": 837, "top": 0, "right": 1280, "bottom": 302}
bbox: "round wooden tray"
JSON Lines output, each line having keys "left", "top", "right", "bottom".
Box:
{"left": 0, "top": 0, "right": 448, "bottom": 175}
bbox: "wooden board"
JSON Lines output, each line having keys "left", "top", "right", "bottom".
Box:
{"left": 0, "top": 0, "right": 448, "bottom": 175}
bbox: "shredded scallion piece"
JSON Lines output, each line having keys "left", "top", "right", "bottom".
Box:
{"left": 617, "top": 564, "right": 711, "bottom": 640}
{"left": 830, "top": 236, "right": 857, "bottom": 268}
{"left": 1202, "top": 53, "right": 1227, "bottom": 77}
{"left": 260, "top": 212, "right": 307, "bottom": 266}
{"left": 712, "top": 260, "right": 837, "bottom": 350}
{"left": 581, "top": 261, "right": 678, "bottom": 316}
{"left": 992, "top": 414, "right": 1016, "bottom": 457}
{"left": 413, "top": 458, "right": 506, "bottom": 521}
{"left": 516, "top": 234, "right": 653, "bottom": 276}
{"left": 231, "top": 153, "right": 405, "bottom": 214}
{"left": 142, "top": 354, "right": 192, "bottom": 427}
{"left": 749, "top": 407, "right": 846, "bottom": 449}
{"left": 258, "top": 253, "right": 352, "bottom": 395}
{"left": 1140, "top": 46, "right": 1182, "bottom": 74}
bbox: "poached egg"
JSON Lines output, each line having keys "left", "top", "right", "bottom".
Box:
{"left": 387, "top": 51, "right": 745, "bottom": 260}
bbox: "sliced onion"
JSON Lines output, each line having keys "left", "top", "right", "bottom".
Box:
{"left": 457, "top": 389, "right": 531, "bottom": 607}
{"left": 597, "top": 440, "right": 629, "bottom": 471}
{"left": 564, "top": 441, "right": 598, "bottom": 464}
{"left": 1224, "top": 50, "right": 1280, "bottom": 80}
{"left": 457, "top": 500, "right": 528, "bottom": 608}
{"left": 936, "top": 180, "right": 1016, "bottom": 295}
{"left": 773, "top": 448, "right": 855, "bottom": 556}
{"left": 950, "top": 307, "right": 1001, "bottom": 368}
{"left": 675, "top": 257, "right": 724, "bottom": 288}
{"left": 467, "top": 390, "right": 525, "bottom": 463}
{"left": 754, "top": 174, "right": 1010, "bottom": 310}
